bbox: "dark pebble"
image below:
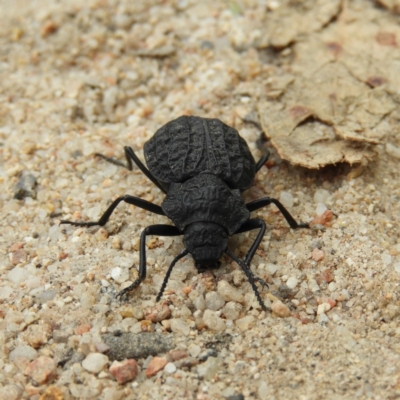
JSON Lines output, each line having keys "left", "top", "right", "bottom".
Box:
{"left": 102, "top": 332, "right": 174, "bottom": 361}
{"left": 228, "top": 395, "right": 245, "bottom": 400}
{"left": 14, "top": 174, "right": 37, "bottom": 199}
{"left": 198, "top": 348, "right": 218, "bottom": 362}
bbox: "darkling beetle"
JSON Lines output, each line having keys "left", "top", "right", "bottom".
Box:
{"left": 61, "top": 116, "right": 309, "bottom": 310}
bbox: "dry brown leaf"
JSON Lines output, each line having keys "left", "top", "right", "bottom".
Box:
{"left": 258, "top": 0, "right": 342, "bottom": 48}
{"left": 257, "top": 0, "right": 400, "bottom": 168}
{"left": 258, "top": 102, "right": 375, "bottom": 168}
{"left": 375, "top": 0, "right": 400, "bottom": 12}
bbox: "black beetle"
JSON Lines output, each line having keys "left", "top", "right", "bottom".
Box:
{"left": 61, "top": 116, "right": 308, "bottom": 310}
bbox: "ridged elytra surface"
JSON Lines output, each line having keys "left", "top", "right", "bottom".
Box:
{"left": 144, "top": 116, "right": 256, "bottom": 190}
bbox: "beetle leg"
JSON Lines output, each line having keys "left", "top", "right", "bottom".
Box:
{"left": 225, "top": 249, "right": 267, "bottom": 311}
{"left": 232, "top": 218, "right": 268, "bottom": 289}
{"left": 95, "top": 146, "right": 168, "bottom": 193}
{"left": 156, "top": 249, "right": 189, "bottom": 302}
{"left": 94, "top": 152, "right": 128, "bottom": 169}
{"left": 246, "top": 197, "right": 309, "bottom": 229}
{"left": 124, "top": 146, "right": 168, "bottom": 194}
{"left": 235, "top": 218, "right": 266, "bottom": 266}
{"left": 60, "top": 195, "right": 165, "bottom": 227}
{"left": 255, "top": 149, "right": 270, "bottom": 172}
{"left": 116, "top": 224, "right": 182, "bottom": 299}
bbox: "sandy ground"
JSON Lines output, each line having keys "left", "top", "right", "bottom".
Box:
{"left": 1, "top": 1, "right": 400, "bottom": 399}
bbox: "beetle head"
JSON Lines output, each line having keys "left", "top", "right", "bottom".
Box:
{"left": 183, "top": 222, "right": 228, "bottom": 270}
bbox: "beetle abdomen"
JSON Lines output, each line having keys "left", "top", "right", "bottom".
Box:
{"left": 144, "top": 116, "right": 256, "bottom": 190}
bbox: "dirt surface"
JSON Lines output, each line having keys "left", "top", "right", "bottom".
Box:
{"left": 1, "top": 1, "right": 400, "bottom": 399}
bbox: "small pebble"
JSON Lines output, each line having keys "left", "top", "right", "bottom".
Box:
{"left": 279, "top": 191, "right": 294, "bottom": 208}
{"left": 82, "top": 353, "right": 109, "bottom": 373}
{"left": 271, "top": 300, "right": 291, "bottom": 318}
{"left": 122, "top": 241, "right": 132, "bottom": 251}
{"left": 145, "top": 302, "right": 171, "bottom": 322}
{"left": 381, "top": 254, "right": 392, "bottom": 266}
{"left": 39, "top": 386, "right": 65, "bottom": 400}
{"left": 193, "top": 294, "right": 206, "bottom": 311}
{"left": 316, "top": 203, "right": 327, "bottom": 215}
{"left": 313, "top": 189, "right": 330, "bottom": 204}
{"left": 111, "top": 236, "right": 122, "bottom": 249}
{"left": 111, "top": 267, "right": 129, "bottom": 284}
{"left": 394, "top": 263, "right": 400, "bottom": 274}
{"left": 386, "top": 143, "right": 400, "bottom": 159}
{"left": 0, "top": 385, "right": 22, "bottom": 400}
{"left": 235, "top": 316, "right": 255, "bottom": 331}
{"left": 10, "top": 250, "right": 28, "bottom": 266}
{"left": 265, "top": 264, "right": 278, "bottom": 275}
{"left": 14, "top": 174, "right": 37, "bottom": 199}
{"left": 7, "top": 267, "right": 29, "bottom": 284}
{"left": 164, "top": 362, "right": 177, "bottom": 374}
{"left": 9, "top": 345, "right": 37, "bottom": 361}
{"left": 75, "top": 323, "right": 91, "bottom": 335}
{"left": 95, "top": 227, "right": 109, "bottom": 241}
{"left": 317, "top": 303, "right": 331, "bottom": 315}
{"left": 188, "top": 344, "right": 201, "bottom": 358}
{"left": 196, "top": 356, "right": 219, "bottom": 380}
{"left": 146, "top": 356, "right": 168, "bottom": 377}
{"left": 170, "top": 318, "right": 190, "bottom": 336}
{"left": 205, "top": 291, "right": 225, "bottom": 311}
{"left": 10, "top": 242, "right": 24, "bottom": 252}
{"left": 318, "top": 313, "right": 330, "bottom": 325}
{"left": 0, "top": 287, "right": 13, "bottom": 299}
{"left": 222, "top": 301, "right": 242, "bottom": 320}
{"left": 25, "top": 356, "right": 56, "bottom": 384}
{"left": 312, "top": 248, "right": 325, "bottom": 262}
{"left": 310, "top": 210, "right": 334, "bottom": 227}
{"left": 203, "top": 310, "right": 226, "bottom": 331}
{"left": 217, "top": 280, "right": 244, "bottom": 303}
{"left": 286, "top": 277, "right": 298, "bottom": 289}
{"left": 109, "top": 359, "right": 138, "bottom": 384}
{"left": 80, "top": 293, "right": 95, "bottom": 308}
{"left": 169, "top": 350, "right": 188, "bottom": 361}
{"left": 328, "top": 282, "right": 337, "bottom": 292}
{"left": 95, "top": 342, "right": 110, "bottom": 353}
{"left": 24, "top": 324, "right": 52, "bottom": 349}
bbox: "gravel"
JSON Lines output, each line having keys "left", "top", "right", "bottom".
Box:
{"left": 1, "top": 0, "right": 400, "bottom": 399}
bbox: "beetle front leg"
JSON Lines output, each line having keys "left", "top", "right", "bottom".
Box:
{"left": 233, "top": 218, "right": 268, "bottom": 289}
{"left": 235, "top": 218, "right": 266, "bottom": 266}
{"left": 117, "top": 224, "right": 182, "bottom": 298}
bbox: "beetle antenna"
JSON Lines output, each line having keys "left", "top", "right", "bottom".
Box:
{"left": 156, "top": 249, "right": 189, "bottom": 302}
{"left": 225, "top": 249, "right": 267, "bottom": 311}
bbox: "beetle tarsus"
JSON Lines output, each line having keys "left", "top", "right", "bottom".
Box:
{"left": 116, "top": 278, "right": 143, "bottom": 299}
{"left": 226, "top": 249, "right": 267, "bottom": 311}
{"left": 60, "top": 220, "right": 100, "bottom": 227}
{"left": 95, "top": 153, "right": 128, "bottom": 169}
